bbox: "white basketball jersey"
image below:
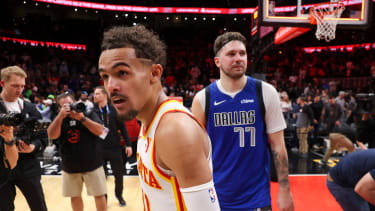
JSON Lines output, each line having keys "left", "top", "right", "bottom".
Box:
{"left": 137, "top": 99, "right": 212, "bottom": 211}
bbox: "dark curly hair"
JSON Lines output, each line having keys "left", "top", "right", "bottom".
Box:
{"left": 101, "top": 25, "right": 167, "bottom": 68}
{"left": 213, "top": 32, "right": 247, "bottom": 56}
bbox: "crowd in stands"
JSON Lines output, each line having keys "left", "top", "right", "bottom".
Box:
{"left": 1, "top": 37, "right": 374, "bottom": 158}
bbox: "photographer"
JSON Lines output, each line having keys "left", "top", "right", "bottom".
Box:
{"left": 0, "top": 66, "right": 47, "bottom": 211}
{"left": 47, "top": 92, "right": 107, "bottom": 211}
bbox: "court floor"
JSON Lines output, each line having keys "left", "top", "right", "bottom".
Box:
{"left": 14, "top": 174, "right": 342, "bottom": 211}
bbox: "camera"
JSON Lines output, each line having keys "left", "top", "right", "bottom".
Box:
{"left": 70, "top": 102, "right": 86, "bottom": 113}
{"left": 0, "top": 112, "right": 23, "bottom": 126}
{"left": 355, "top": 93, "right": 375, "bottom": 113}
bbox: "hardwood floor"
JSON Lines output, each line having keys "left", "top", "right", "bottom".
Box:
{"left": 14, "top": 176, "right": 143, "bottom": 211}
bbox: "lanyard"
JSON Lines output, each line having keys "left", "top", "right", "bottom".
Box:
{"left": 99, "top": 104, "right": 110, "bottom": 127}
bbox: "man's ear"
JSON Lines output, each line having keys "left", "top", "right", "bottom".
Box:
{"left": 0, "top": 81, "right": 4, "bottom": 88}
{"left": 150, "top": 64, "right": 163, "bottom": 83}
{"left": 214, "top": 57, "right": 220, "bottom": 68}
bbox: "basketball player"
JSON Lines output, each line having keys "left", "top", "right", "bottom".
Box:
{"left": 98, "top": 25, "right": 221, "bottom": 211}
{"left": 191, "top": 32, "right": 294, "bottom": 210}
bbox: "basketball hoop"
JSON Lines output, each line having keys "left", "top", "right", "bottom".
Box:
{"left": 310, "top": 2, "right": 345, "bottom": 42}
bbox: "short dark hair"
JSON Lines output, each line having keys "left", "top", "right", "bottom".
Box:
{"left": 101, "top": 25, "right": 167, "bottom": 68}
{"left": 213, "top": 32, "right": 247, "bottom": 56}
{"left": 56, "top": 92, "right": 74, "bottom": 105}
{"left": 94, "top": 86, "right": 108, "bottom": 96}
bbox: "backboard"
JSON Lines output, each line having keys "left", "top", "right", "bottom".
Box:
{"left": 260, "top": 0, "right": 372, "bottom": 28}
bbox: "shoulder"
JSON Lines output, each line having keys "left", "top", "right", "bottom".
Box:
{"left": 156, "top": 112, "right": 204, "bottom": 147}
{"left": 261, "top": 80, "right": 278, "bottom": 95}
{"left": 193, "top": 88, "right": 206, "bottom": 103}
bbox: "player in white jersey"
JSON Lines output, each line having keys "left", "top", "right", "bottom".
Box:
{"left": 98, "top": 25, "right": 221, "bottom": 211}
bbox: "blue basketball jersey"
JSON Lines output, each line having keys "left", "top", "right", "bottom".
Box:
{"left": 206, "top": 76, "right": 271, "bottom": 210}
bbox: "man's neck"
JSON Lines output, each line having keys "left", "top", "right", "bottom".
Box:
{"left": 98, "top": 101, "right": 107, "bottom": 108}
{"left": 138, "top": 90, "right": 167, "bottom": 128}
{"left": 0, "top": 92, "right": 18, "bottom": 102}
{"left": 219, "top": 74, "right": 247, "bottom": 93}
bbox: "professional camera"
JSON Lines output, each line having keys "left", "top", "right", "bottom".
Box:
{"left": 355, "top": 93, "right": 375, "bottom": 113}
{"left": 15, "top": 118, "right": 50, "bottom": 145}
{"left": 0, "top": 112, "right": 23, "bottom": 126}
{"left": 70, "top": 102, "right": 86, "bottom": 113}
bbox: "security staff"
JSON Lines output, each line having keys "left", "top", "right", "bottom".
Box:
{"left": 93, "top": 86, "right": 132, "bottom": 206}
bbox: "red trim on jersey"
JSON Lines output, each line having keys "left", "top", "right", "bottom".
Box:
{"left": 172, "top": 177, "right": 187, "bottom": 211}
{"left": 142, "top": 99, "right": 173, "bottom": 137}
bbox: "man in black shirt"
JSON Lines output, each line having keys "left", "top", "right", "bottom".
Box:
{"left": 47, "top": 92, "right": 107, "bottom": 211}
{"left": 0, "top": 66, "right": 48, "bottom": 211}
{"left": 93, "top": 86, "right": 132, "bottom": 206}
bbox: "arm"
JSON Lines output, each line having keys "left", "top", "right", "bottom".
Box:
{"left": 117, "top": 117, "right": 131, "bottom": 147}
{"left": 191, "top": 91, "right": 206, "bottom": 127}
{"left": 1, "top": 125, "right": 18, "bottom": 169}
{"left": 117, "top": 117, "right": 132, "bottom": 157}
{"left": 355, "top": 171, "right": 375, "bottom": 205}
{"left": 268, "top": 130, "right": 295, "bottom": 211}
{"left": 47, "top": 104, "right": 70, "bottom": 140}
{"left": 70, "top": 111, "right": 104, "bottom": 136}
{"left": 155, "top": 113, "right": 220, "bottom": 210}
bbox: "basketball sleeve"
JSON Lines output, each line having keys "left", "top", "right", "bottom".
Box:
{"left": 180, "top": 180, "right": 221, "bottom": 211}
{"left": 262, "top": 82, "right": 287, "bottom": 134}
{"left": 194, "top": 88, "right": 206, "bottom": 111}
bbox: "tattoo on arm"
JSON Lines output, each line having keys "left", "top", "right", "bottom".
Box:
{"left": 272, "top": 150, "right": 290, "bottom": 188}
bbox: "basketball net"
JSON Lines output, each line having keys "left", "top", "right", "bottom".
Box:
{"left": 310, "top": 2, "right": 345, "bottom": 42}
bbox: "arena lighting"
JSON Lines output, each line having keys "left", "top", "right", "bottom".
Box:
{"left": 32, "top": 0, "right": 255, "bottom": 14}
{"left": 0, "top": 36, "right": 86, "bottom": 51}
{"left": 302, "top": 42, "right": 374, "bottom": 53}
{"left": 32, "top": 0, "right": 375, "bottom": 14}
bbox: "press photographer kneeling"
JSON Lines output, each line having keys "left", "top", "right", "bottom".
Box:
{"left": 0, "top": 66, "right": 48, "bottom": 211}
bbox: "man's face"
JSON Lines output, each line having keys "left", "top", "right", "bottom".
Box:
{"left": 1, "top": 74, "right": 25, "bottom": 101}
{"left": 314, "top": 95, "right": 320, "bottom": 103}
{"left": 93, "top": 89, "right": 106, "bottom": 104}
{"left": 98, "top": 47, "right": 152, "bottom": 121}
{"left": 215, "top": 40, "right": 247, "bottom": 79}
{"left": 58, "top": 96, "right": 74, "bottom": 107}
{"left": 80, "top": 94, "right": 88, "bottom": 101}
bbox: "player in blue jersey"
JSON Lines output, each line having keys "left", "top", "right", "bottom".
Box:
{"left": 192, "top": 31, "right": 294, "bottom": 211}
